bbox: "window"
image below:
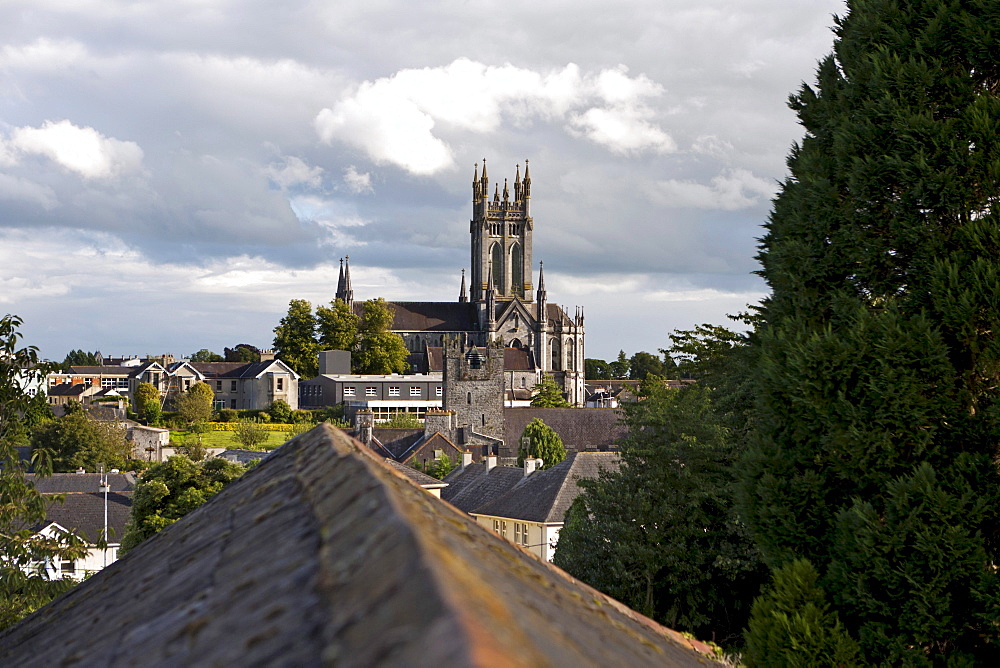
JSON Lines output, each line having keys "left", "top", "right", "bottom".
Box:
{"left": 216, "top": 380, "right": 222, "bottom": 391}
{"left": 229, "top": 399, "right": 236, "bottom": 409}
{"left": 344, "top": 386, "right": 356, "bottom": 397}
{"left": 410, "top": 386, "right": 421, "bottom": 397}
{"left": 116, "top": 378, "right": 129, "bottom": 389}
{"left": 519, "top": 523, "right": 529, "bottom": 546}
{"left": 60, "top": 560, "right": 75, "bottom": 576}
{"left": 277, "top": 378, "right": 284, "bottom": 391}
{"left": 101, "top": 378, "right": 113, "bottom": 388}
{"left": 213, "top": 400, "right": 226, "bottom": 411}
{"left": 501, "top": 521, "right": 508, "bottom": 538}
{"left": 231, "top": 380, "right": 237, "bottom": 392}
{"left": 365, "top": 387, "right": 377, "bottom": 397}
{"left": 184, "top": 379, "right": 191, "bottom": 391}
{"left": 467, "top": 392, "right": 472, "bottom": 405}
{"left": 493, "top": 519, "right": 500, "bottom": 533}
{"left": 514, "top": 523, "right": 522, "bottom": 545}
{"left": 388, "top": 386, "right": 400, "bottom": 397}
{"left": 435, "top": 386, "right": 442, "bottom": 397}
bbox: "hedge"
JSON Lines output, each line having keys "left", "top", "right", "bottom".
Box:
{"left": 211, "top": 422, "right": 300, "bottom": 432}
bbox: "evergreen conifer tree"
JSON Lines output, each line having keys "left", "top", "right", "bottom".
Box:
{"left": 742, "top": 1, "right": 1000, "bottom": 661}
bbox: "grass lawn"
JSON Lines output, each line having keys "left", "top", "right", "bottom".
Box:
{"left": 173, "top": 428, "right": 292, "bottom": 450}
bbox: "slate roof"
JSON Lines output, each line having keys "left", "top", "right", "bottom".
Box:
{"left": 375, "top": 301, "right": 480, "bottom": 332}
{"left": 441, "top": 463, "right": 526, "bottom": 513}
{"left": 383, "top": 459, "right": 447, "bottom": 488}
{"left": 504, "top": 408, "right": 627, "bottom": 451}
{"left": 368, "top": 428, "right": 424, "bottom": 459}
{"left": 27, "top": 472, "right": 137, "bottom": 494}
{"left": 400, "top": 431, "right": 464, "bottom": 466}
{"left": 37, "top": 491, "right": 133, "bottom": 544}
{"left": 471, "top": 452, "right": 620, "bottom": 523}
{"left": 46, "top": 383, "right": 89, "bottom": 396}
{"left": 188, "top": 360, "right": 292, "bottom": 379}
{"left": 0, "top": 424, "right": 719, "bottom": 666}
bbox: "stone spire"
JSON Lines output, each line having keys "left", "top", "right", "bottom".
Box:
{"left": 536, "top": 261, "right": 547, "bottom": 324}
{"left": 522, "top": 159, "right": 531, "bottom": 215}
{"left": 336, "top": 258, "right": 345, "bottom": 300}
{"left": 503, "top": 178, "right": 509, "bottom": 202}
{"left": 337, "top": 255, "right": 354, "bottom": 306}
{"left": 459, "top": 269, "right": 468, "bottom": 303}
{"left": 514, "top": 163, "right": 521, "bottom": 201}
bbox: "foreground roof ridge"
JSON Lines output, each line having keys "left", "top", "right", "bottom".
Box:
{"left": 0, "top": 424, "right": 717, "bottom": 666}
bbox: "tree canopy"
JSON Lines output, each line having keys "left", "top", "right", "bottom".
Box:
{"left": 31, "top": 403, "right": 133, "bottom": 473}
{"left": 189, "top": 349, "right": 223, "bottom": 363}
{"left": 224, "top": 344, "right": 260, "bottom": 363}
{"left": 529, "top": 375, "right": 569, "bottom": 407}
{"left": 740, "top": 1, "right": 1000, "bottom": 662}
{"left": 0, "top": 315, "right": 89, "bottom": 629}
{"left": 353, "top": 298, "right": 409, "bottom": 375}
{"left": 516, "top": 418, "right": 566, "bottom": 469}
{"left": 133, "top": 382, "right": 161, "bottom": 425}
{"left": 174, "top": 382, "right": 214, "bottom": 425}
{"left": 315, "top": 298, "right": 359, "bottom": 352}
{"left": 273, "top": 299, "right": 320, "bottom": 378}
{"left": 119, "top": 456, "right": 247, "bottom": 555}
{"left": 60, "top": 349, "right": 98, "bottom": 370}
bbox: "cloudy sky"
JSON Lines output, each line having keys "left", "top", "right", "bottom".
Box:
{"left": 1, "top": 0, "right": 846, "bottom": 363}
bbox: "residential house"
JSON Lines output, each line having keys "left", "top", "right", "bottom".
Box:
{"left": 164, "top": 357, "right": 300, "bottom": 411}
{"left": 0, "top": 425, "right": 718, "bottom": 665}
{"left": 46, "top": 362, "right": 167, "bottom": 409}
{"left": 468, "top": 452, "right": 620, "bottom": 561}
{"left": 27, "top": 473, "right": 135, "bottom": 580}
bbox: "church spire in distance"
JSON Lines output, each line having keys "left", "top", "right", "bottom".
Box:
{"left": 459, "top": 269, "right": 468, "bottom": 303}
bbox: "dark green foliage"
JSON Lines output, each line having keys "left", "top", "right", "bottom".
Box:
{"left": 555, "top": 384, "right": 765, "bottom": 647}
{"left": 175, "top": 382, "right": 214, "bottom": 425}
{"left": 0, "top": 315, "right": 90, "bottom": 629}
{"left": 133, "top": 381, "right": 161, "bottom": 425}
{"left": 609, "top": 350, "right": 629, "bottom": 379}
{"left": 353, "top": 298, "right": 409, "bottom": 375}
{"left": 628, "top": 350, "right": 676, "bottom": 380}
{"left": 224, "top": 344, "right": 260, "bottom": 363}
{"left": 31, "top": 406, "right": 132, "bottom": 472}
{"left": 60, "top": 349, "right": 98, "bottom": 370}
{"left": 119, "top": 456, "right": 246, "bottom": 554}
{"left": 413, "top": 454, "right": 455, "bottom": 480}
{"left": 189, "top": 349, "right": 223, "bottom": 363}
{"left": 744, "top": 559, "right": 859, "bottom": 667}
{"left": 742, "top": 2, "right": 1000, "bottom": 661}
{"left": 516, "top": 418, "right": 566, "bottom": 469}
{"left": 267, "top": 399, "right": 292, "bottom": 423}
{"left": 315, "top": 298, "right": 359, "bottom": 352}
{"left": 584, "top": 358, "right": 611, "bottom": 380}
{"left": 230, "top": 418, "right": 269, "bottom": 450}
{"left": 273, "top": 299, "right": 319, "bottom": 378}
{"left": 529, "top": 375, "right": 569, "bottom": 407}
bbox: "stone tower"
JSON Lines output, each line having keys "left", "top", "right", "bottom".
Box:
{"left": 442, "top": 335, "right": 505, "bottom": 442}
{"left": 470, "top": 159, "right": 533, "bottom": 302}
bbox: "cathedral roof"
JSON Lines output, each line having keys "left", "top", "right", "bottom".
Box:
{"left": 422, "top": 347, "right": 534, "bottom": 372}
{"left": 359, "top": 301, "right": 479, "bottom": 332}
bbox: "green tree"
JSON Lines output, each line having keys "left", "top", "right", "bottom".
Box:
{"left": 175, "top": 382, "right": 214, "bottom": 425}
{"left": 628, "top": 350, "right": 674, "bottom": 380}
{"left": 353, "top": 298, "right": 409, "bottom": 375}
{"left": 224, "top": 344, "right": 260, "bottom": 363}
{"left": 419, "top": 454, "right": 455, "bottom": 480}
{"left": 31, "top": 404, "right": 133, "bottom": 473}
{"left": 555, "top": 383, "right": 765, "bottom": 648}
{"left": 608, "top": 350, "right": 629, "bottom": 379}
{"left": 119, "top": 456, "right": 246, "bottom": 554}
{"left": 741, "top": 2, "right": 1000, "bottom": 661}
{"left": 60, "top": 349, "right": 98, "bottom": 370}
{"left": 189, "top": 349, "right": 223, "bottom": 363}
{"left": 133, "top": 382, "right": 161, "bottom": 425}
{"left": 516, "top": 418, "right": 566, "bottom": 469}
{"left": 744, "top": 559, "right": 859, "bottom": 667}
{"left": 0, "top": 315, "right": 89, "bottom": 628}
{"left": 231, "top": 418, "right": 269, "bottom": 450}
{"left": 267, "top": 399, "right": 292, "bottom": 423}
{"left": 273, "top": 299, "right": 319, "bottom": 378}
{"left": 584, "top": 358, "right": 611, "bottom": 380}
{"left": 530, "top": 375, "right": 570, "bottom": 407}
{"left": 316, "top": 298, "right": 359, "bottom": 352}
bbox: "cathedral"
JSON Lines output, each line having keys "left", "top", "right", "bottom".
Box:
{"left": 336, "top": 159, "right": 586, "bottom": 406}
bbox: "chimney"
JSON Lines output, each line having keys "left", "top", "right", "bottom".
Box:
{"left": 524, "top": 457, "right": 543, "bottom": 477}
{"left": 461, "top": 451, "right": 473, "bottom": 468}
{"left": 356, "top": 410, "right": 374, "bottom": 446}
{"left": 259, "top": 349, "right": 276, "bottom": 362}
{"left": 485, "top": 454, "right": 497, "bottom": 471}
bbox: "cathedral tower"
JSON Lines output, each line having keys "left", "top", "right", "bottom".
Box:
{"left": 470, "top": 160, "right": 533, "bottom": 302}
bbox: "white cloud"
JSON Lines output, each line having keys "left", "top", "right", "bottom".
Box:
{"left": 0, "top": 37, "right": 89, "bottom": 72}
{"left": 343, "top": 166, "right": 372, "bottom": 194}
{"left": 650, "top": 168, "right": 776, "bottom": 210}
{"left": 10, "top": 120, "right": 144, "bottom": 180}
{"left": 315, "top": 58, "right": 675, "bottom": 174}
{"left": 266, "top": 156, "right": 324, "bottom": 190}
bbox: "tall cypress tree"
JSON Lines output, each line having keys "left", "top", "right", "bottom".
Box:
{"left": 742, "top": 1, "right": 1000, "bottom": 662}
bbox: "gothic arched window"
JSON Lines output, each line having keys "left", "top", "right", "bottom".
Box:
{"left": 510, "top": 243, "right": 523, "bottom": 297}
{"left": 491, "top": 243, "right": 503, "bottom": 292}
{"left": 567, "top": 338, "right": 575, "bottom": 371}
{"left": 550, "top": 338, "right": 561, "bottom": 371}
